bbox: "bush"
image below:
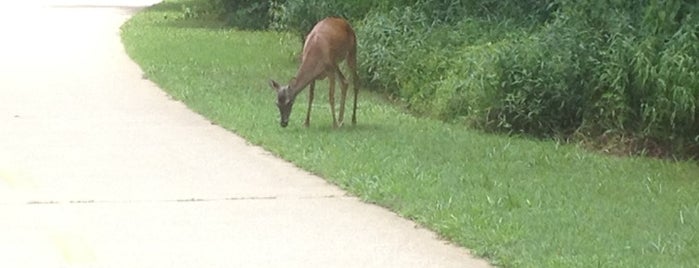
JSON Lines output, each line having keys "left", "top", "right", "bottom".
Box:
{"left": 356, "top": 0, "right": 699, "bottom": 157}
{"left": 490, "top": 33, "right": 583, "bottom": 136}
{"left": 181, "top": 0, "right": 272, "bottom": 29}
{"left": 221, "top": 0, "right": 272, "bottom": 30}
{"left": 431, "top": 42, "right": 502, "bottom": 123}
{"left": 269, "top": 0, "right": 376, "bottom": 41}
{"left": 569, "top": 0, "right": 699, "bottom": 156}
{"left": 212, "top": 0, "right": 698, "bottom": 158}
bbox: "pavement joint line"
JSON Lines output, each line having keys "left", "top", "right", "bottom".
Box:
{"left": 0, "top": 194, "right": 352, "bottom": 206}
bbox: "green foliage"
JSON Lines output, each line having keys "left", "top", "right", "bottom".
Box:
{"left": 567, "top": 0, "right": 699, "bottom": 156}
{"left": 491, "top": 32, "right": 584, "bottom": 136}
{"left": 269, "top": 0, "right": 375, "bottom": 40}
{"left": 181, "top": 0, "right": 273, "bottom": 29}
{"left": 220, "top": 0, "right": 272, "bottom": 30}
{"left": 354, "top": 0, "right": 699, "bottom": 157}
{"left": 187, "top": 0, "right": 698, "bottom": 157}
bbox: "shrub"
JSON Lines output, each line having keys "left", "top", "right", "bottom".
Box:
{"left": 211, "top": 0, "right": 699, "bottom": 157}
{"left": 180, "top": 0, "right": 272, "bottom": 29}
{"left": 431, "top": 42, "right": 502, "bottom": 123}
{"left": 269, "top": 0, "right": 375, "bottom": 41}
{"left": 490, "top": 32, "right": 584, "bottom": 136}
{"left": 570, "top": 0, "right": 699, "bottom": 156}
{"left": 356, "top": 7, "right": 431, "bottom": 94}
{"left": 221, "top": 0, "right": 272, "bottom": 30}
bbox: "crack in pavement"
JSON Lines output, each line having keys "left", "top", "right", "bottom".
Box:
{"left": 0, "top": 194, "right": 350, "bottom": 206}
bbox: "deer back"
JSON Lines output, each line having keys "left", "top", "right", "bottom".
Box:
{"left": 296, "top": 17, "right": 356, "bottom": 85}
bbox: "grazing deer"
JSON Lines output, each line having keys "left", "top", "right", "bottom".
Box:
{"left": 269, "top": 17, "right": 359, "bottom": 128}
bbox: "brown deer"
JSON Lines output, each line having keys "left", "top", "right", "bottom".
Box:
{"left": 269, "top": 17, "right": 358, "bottom": 128}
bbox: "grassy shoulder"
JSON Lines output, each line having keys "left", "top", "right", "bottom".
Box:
{"left": 121, "top": 2, "right": 699, "bottom": 267}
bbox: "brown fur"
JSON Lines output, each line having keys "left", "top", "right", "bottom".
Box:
{"left": 270, "top": 17, "right": 359, "bottom": 128}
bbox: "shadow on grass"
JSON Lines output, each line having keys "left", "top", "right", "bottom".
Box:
{"left": 302, "top": 123, "right": 389, "bottom": 134}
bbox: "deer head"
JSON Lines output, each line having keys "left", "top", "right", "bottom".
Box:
{"left": 269, "top": 79, "right": 296, "bottom": 127}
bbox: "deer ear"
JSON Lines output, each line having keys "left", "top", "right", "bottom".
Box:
{"left": 269, "top": 79, "right": 281, "bottom": 92}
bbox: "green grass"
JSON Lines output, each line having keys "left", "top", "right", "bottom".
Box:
{"left": 121, "top": 2, "right": 699, "bottom": 267}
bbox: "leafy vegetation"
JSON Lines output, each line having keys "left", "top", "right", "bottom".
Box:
{"left": 121, "top": 1, "right": 699, "bottom": 267}
{"left": 191, "top": 0, "right": 699, "bottom": 158}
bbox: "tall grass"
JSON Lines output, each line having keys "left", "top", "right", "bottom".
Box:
{"left": 186, "top": 0, "right": 699, "bottom": 157}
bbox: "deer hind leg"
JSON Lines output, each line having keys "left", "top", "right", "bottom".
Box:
{"left": 347, "top": 45, "right": 359, "bottom": 125}
{"left": 304, "top": 80, "right": 315, "bottom": 127}
{"left": 328, "top": 71, "right": 338, "bottom": 128}
{"left": 336, "top": 67, "right": 349, "bottom": 127}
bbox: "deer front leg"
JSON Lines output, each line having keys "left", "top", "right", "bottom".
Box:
{"left": 305, "top": 81, "right": 315, "bottom": 127}
{"left": 328, "top": 72, "right": 338, "bottom": 128}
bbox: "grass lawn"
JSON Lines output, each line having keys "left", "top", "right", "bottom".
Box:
{"left": 121, "top": 1, "right": 699, "bottom": 267}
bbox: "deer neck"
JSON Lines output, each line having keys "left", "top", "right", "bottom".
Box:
{"left": 289, "top": 50, "right": 325, "bottom": 98}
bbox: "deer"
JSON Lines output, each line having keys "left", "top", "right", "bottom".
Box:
{"left": 269, "top": 17, "right": 359, "bottom": 128}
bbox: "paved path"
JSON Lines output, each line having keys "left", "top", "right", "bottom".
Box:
{"left": 0, "top": 1, "right": 491, "bottom": 267}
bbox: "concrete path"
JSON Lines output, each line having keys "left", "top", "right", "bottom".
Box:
{"left": 0, "top": 1, "right": 491, "bottom": 267}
